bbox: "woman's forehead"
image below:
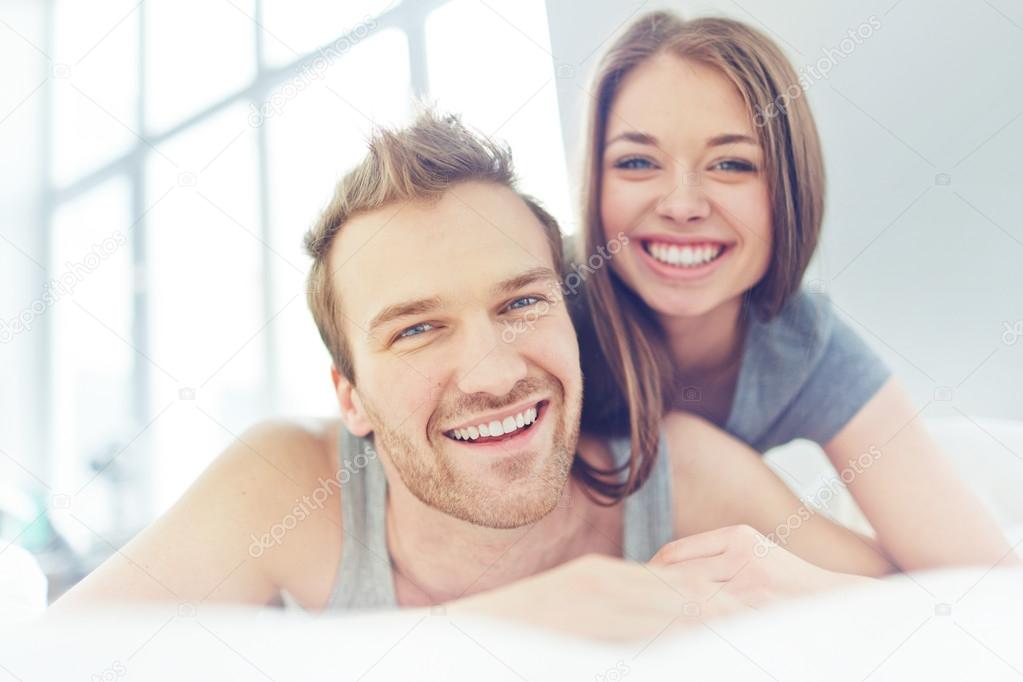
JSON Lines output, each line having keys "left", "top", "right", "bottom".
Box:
{"left": 608, "top": 56, "right": 754, "bottom": 139}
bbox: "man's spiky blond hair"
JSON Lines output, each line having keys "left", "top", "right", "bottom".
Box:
{"left": 304, "top": 109, "right": 564, "bottom": 383}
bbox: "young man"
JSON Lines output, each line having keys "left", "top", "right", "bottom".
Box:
{"left": 54, "top": 111, "right": 889, "bottom": 639}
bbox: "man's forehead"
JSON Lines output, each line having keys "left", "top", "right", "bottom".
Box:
{"left": 330, "top": 183, "right": 559, "bottom": 330}
{"left": 364, "top": 264, "right": 560, "bottom": 336}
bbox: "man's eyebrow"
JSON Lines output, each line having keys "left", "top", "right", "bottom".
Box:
{"left": 605, "top": 130, "right": 759, "bottom": 150}
{"left": 491, "top": 266, "right": 560, "bottom": 298}
{"left": 367, "top": 296, "right": 443, "bottom": 336}
{"left": 365, "top": 267, "right": 559, "bottom": 336}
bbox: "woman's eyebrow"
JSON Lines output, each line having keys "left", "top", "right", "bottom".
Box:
{"left": 706, "top": 133, "right": 759, "bottom": 147}
{"left": 605, "top": 131, "right": 658, "bottom": 147}
{"left": 605, "top": 131, "right": 759, "bottom": 149}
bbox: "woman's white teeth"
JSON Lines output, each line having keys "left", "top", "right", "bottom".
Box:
{"left": 647, "top": 242, "right": 723, "bottom": 267}
{"left": 451, "top": 405, "right": 539, "bottom": 441}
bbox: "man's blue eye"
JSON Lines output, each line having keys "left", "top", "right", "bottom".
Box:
{"left": 615, "top": 157, "right": 654, "bottom": 170}
{"left": 508, "top": 296, "right": 541, "bottom": 310}
{"left": 398, "top": 322, "right": 433, "bottom": 339}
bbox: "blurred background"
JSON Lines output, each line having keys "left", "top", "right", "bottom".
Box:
{"left": 0, "top": 0, "right": 1021, "bottom": 603}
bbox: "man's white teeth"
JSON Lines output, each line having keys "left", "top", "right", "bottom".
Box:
{"left": 451, "top": 405, "right": 539, "bottom": 441}
{"left": 647, "top": 242, "right": 724, "bottom": 267}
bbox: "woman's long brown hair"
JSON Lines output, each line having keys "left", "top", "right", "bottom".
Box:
{"left": 572, "top": 11, "right": 826, "bottom": 503}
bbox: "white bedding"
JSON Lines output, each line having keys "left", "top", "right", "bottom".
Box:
{"left": 4, "top": 566, "right": 1021, "bottom": 681}
{"left": 4, "top": 416, "right": 1020, "bottom": 679}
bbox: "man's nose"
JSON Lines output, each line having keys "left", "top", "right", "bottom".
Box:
{"left": 453, "top": 318, "right": 528, "bottom": 397}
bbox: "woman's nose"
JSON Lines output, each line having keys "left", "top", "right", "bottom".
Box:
{"left": 655, "top": 170, "right": 711, "bottom": 224}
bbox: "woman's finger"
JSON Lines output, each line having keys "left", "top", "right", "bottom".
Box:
{"left": 662, "top": 551, "right": 750, "bottom": 583}
{"left": 648, "top": 525, "right": 761, "bottom": 566}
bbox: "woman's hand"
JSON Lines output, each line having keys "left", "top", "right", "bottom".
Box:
{"left": 648, "top": 524, "right": 876, "bottom": 608}
{"left": 446, "top": 551, "right": 749, "bottom": 641}
{"left": 446, "top": 525, "right": 874, "bottom": 641}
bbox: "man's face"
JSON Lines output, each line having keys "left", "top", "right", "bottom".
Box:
{"left": 331, "top": 181, "right": 583, "bottom": 529}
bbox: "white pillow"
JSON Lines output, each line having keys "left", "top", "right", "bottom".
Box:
{"left": 0, "top": 543, "right": 47, "bottom": 626}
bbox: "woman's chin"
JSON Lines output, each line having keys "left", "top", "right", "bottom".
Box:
{"left": 642, "top": 287, "right": 728, "bottom": 321}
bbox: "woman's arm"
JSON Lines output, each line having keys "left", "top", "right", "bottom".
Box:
{"left": 823, "top": 377, "right": 1019, "bottom": 572}
{"left": 663, "top": 411, "right": 896, "bottom": 577}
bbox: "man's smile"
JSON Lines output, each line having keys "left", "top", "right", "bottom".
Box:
{"left": 443, "top": 399, "right": 550, "bottom": 445}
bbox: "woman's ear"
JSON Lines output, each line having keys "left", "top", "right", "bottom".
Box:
{"left": 331, "top": 366, "right": 372, "bottom": 437}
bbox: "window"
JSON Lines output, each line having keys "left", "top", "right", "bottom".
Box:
{"left": 51, "top": 0, "right": 138, "bottom": 186}
{"left": 426, "top": 0, "right": 572, "bottom": 230}
{"left": 50, "top": 178, "right": 135, "bottom": 543}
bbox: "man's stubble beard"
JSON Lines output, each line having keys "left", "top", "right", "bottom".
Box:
{"left": 361, "top": 380, "right": 582, "bottom": 530}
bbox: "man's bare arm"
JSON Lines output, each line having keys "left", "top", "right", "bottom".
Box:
{"left": 51, "top": 420, "right": 342, "bottom": 611}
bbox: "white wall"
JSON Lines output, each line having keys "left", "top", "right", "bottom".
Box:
{"left": 546, "top": 0, "right": 1023, "bottom": 421}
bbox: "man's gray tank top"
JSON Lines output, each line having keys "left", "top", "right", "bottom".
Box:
{"left": 318, "top": 426, "right": 675, "bottom": 611}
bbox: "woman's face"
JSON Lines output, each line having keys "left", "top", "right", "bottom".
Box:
{"left": 600, "top": 54, "right": 773, "bottom": 319}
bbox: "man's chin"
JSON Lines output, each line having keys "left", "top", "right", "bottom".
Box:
{"left": 460, "top": 478, "right": 568, "bottom": 529}
{"left": 435, "top": 442, "right": 573, "bottom": 529}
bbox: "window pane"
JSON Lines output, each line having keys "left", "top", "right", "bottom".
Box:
{"left": 52, "top": 0, "right": 138, "bottom": 185}
{"left": 265, "top": 29, "right": 412, "bottom": 417}
{"left": 145, "top": 104, "right": 265, "bottom": 512}
{"left": 261, "top": 0, "right": 401, "bottom": 67}
{"left": 50, "top": 177, "right": 136, "bottom": 541}
{"left": 426, "top": 0, "right": 573, "bottom": 231}
{"left": 144, "top": 0, "right": 256, "bottom": 133}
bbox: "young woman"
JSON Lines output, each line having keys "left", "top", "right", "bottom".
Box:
{"left": 572, "top": 11, "right": 1015, "bottom": 572}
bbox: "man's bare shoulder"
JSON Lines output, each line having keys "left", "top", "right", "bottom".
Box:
{"left": 52, "top": 417, "right": 347, "bottom": 609}
{"left": 231, "top": 417, "right": 343, "bottom": 483}
{"left": 219, "top": 416, "right": 347, "bottom": 553}
{"left": 224, "top": 418, "right": 347, "bottom": 608}
{"left": 199, "top": 417, "right": 345, "bottom": 518}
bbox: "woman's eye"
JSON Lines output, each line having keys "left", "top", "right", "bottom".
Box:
{"left": 712, "top": 159, "right": 757, "bottom": 173}
{"left": 397, "top": 322, "right": 434, "bottom": 340}
{"left": 614, "top": 156, "right": 656, "bottom": 170}
{"left": 507, "top": 296, "right": 541, "bottom": 311}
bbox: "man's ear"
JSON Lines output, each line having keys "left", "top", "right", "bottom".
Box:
{"left": 331, "top": 365, "right": 373, "bottom": 437}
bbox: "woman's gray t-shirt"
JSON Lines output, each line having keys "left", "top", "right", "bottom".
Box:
{"left": 721, "top": 288, "right": 891, "bottom": 452}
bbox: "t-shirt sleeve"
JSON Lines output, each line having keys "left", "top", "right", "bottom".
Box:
{"left": 771, "top": 311, "right": 893, "bottom": 448}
